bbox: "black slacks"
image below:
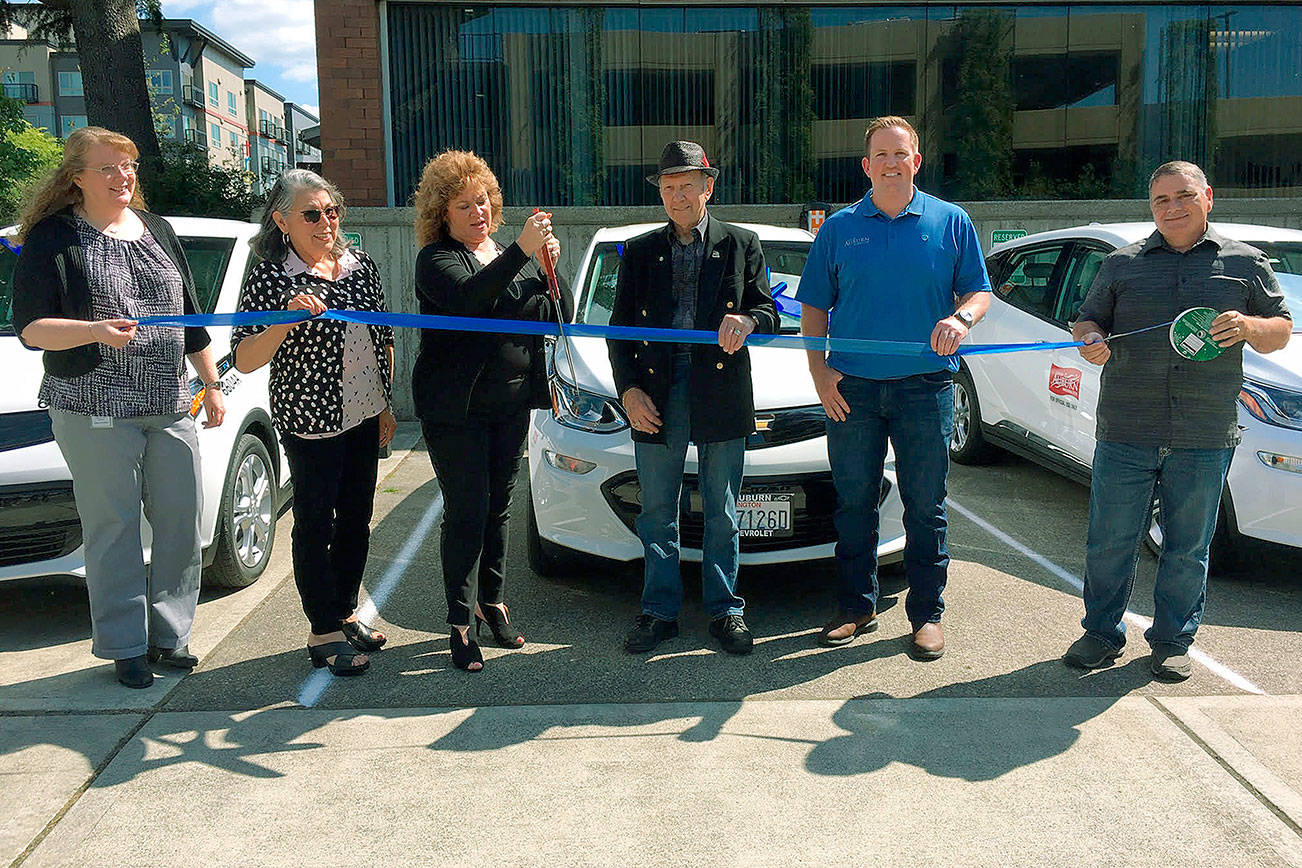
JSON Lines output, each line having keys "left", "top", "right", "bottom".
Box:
{"left": 422, "top": 411, "right": 530, "bottom": 627}
{"left": 281, "top": 415, "right": 381, "bottom": 635}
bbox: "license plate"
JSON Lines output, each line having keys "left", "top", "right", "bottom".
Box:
{"left": 737, "top": 491, "right": 793, "bottom": 538}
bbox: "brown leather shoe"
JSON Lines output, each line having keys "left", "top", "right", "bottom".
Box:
{"left": 911, "top": 622, "right": 945, "bottom": 660}
{"left": 817, "top": 610, "right": 878, "bottom": 647}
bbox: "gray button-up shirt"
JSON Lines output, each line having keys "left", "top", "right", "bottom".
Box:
{"left": 666, "top": 212, "right": 708, "bottom": 358}
{"left": 1077, "top": 226, "right": 1291, "bottom": 449}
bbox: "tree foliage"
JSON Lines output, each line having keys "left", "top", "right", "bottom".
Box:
{"left": 148, "top": 141, "right": 264, "bottom": 219}
{"left": 0, "top": 96, "right": 62, "bottom": 223}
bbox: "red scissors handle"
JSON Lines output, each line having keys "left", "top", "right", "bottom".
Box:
{"left": 533, "top": 207, "right": 561, "bottom": 302}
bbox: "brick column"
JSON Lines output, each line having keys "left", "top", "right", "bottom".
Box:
{"left": 315, "top": 0, "right": 387, "bottom": 205}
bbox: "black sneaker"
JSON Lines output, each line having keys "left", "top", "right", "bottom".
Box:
{"left": 1062, "top": 634, "right": 1122, "bottom": 670}
{"left": 147, "top": 644, "right": 199, "bottom": 670}
{"left": 624, "top": 614, "right": 679, "bottom": 654}
{"left": 709, "top": 613, "right": 754, "bottom": 655}
{"left": 1150, "top": 647, "right": 1192, "bottom": 682}
{"left": 115, "top": 655, "right": 153, "bottom": 689}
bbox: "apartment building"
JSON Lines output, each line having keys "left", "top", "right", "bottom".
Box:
{"left": 285, "top": 102, "right": 322, "bottom": 171}
{"left": 247, "top": 79, "right": 291, "bottom": 190}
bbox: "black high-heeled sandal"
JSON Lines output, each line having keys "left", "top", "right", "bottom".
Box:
{"left": 341, "top": 620, "right": 386, "bottom": 652}
{"left": 475, "top": 603, "right": 524, "bottom": 648}
{"left": 449, "top": 629, "right": 483, "bottom": 671}
{"left": 307, "top": 641, "right": 369, "bottom": 676}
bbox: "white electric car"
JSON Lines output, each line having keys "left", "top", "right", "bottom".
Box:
{"left": 526, "top": 222, "right": 907, "bottom": 574}
{"left": 0, "top": 217, "right": 290, "bottom": 588}
{"left": 953, "top": 222, "right": 1302, "bottom": 566}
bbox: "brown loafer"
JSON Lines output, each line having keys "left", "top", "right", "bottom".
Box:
{"left": 818, "top": 610, "right": 878, "bottom": 647}
{"left": 911, "top": 622, "right": 945, "bottom": 660}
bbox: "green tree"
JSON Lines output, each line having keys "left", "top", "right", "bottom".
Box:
{"left": 0, "top": 96, "right": 62, "bottom": 223}
{"left": 0, "top": 1, "right": 165, "bottom": 192}
{"left": 947, "top": 10, "right": 1015, "bottom": 200}
{"left": 148, "top": 140, "right": 263, "bottom": 219}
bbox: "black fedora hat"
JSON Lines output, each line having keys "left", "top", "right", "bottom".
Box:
{"left": 646, "top": 140, "right": 720, "bottom": 186}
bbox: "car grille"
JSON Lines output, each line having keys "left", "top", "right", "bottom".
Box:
{"left": 0, "top": 481, "right": 82, "bottom": 567}
{"left": 600, "top": 470, "right": 892, "bottom": 554}
{"left": 746, "top": 405, "right": 826, "bottom": 450}
{"left": 0, "top": 410, "right": 55, "bottom": 453}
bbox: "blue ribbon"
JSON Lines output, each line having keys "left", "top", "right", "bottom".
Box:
{"left": 133, "top": 308, "right": 1093, "bottom": 358}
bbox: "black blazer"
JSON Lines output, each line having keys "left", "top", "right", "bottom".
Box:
{"left": 411, "top": 235, "right": 574, "bottom": 424}
{"left": 12, "top": 207, "right": 210, "bottom": 378}
{"left": 608, "top": 217, "right": 779, "bottom": 444}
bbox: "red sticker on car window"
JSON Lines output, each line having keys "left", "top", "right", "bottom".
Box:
{"left": 1049, "top": 364, "right": 1081, "bottom": 399}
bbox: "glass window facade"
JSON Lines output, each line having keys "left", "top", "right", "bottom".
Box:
{"left": 385, "top": 3, "right": 1302, "bottom": 205}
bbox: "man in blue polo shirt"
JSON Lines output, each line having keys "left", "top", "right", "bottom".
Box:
{"left": 797, "top": 116, "right": 991, "bottom": 660}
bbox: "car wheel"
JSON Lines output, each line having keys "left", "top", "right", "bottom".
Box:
{"left": 1145, "top": 494, "right": 1243, "bottom": 573}
{"left": 205, "top": 433, "right": 277, "bottom": 589}
{"left": 526, "top": 491, "right": 565, "bottom": 577}
{"left": 950, "top": 366, "right": 995, "bottom": 464}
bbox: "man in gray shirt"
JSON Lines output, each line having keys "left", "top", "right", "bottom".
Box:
{"left": 1064, "top": 160, "right": 1292, "bottom": 681}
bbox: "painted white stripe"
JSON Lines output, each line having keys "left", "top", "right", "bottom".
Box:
{"left": 297, "top": 491, "right": 446, "bottom": 708}
{"left": 947, "top": 496, "right": 1266, "bottom": 696}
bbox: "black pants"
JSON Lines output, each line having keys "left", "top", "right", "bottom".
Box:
{"left": 422, "top": 411, "right": 529, "bottom": 627}
{"left": 281, "top": 415, "right": 380, "bottom": 635}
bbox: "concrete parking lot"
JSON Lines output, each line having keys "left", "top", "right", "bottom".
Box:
{"left": 3, "top": 423, "right": 1301, "bottom": 867}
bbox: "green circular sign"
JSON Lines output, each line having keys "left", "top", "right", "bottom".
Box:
{"left": 1169, "top": 307, "right": 1225, "bottom": 362}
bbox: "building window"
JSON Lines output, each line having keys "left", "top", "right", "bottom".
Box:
{"left": 227, "top": 91, "right": 237, "bottom": 116}
{"left": 210, "top": 121, "right": 221, "bottom": 143}
{"left": 208, "top": 81, "right": 219, "bottom": 107}
{"left": 57, "top": 71, "right": 83, "bottom": 97}
{"left": 147, "top": 70, "right": 174, "bottom": 95}
{"left": 59, "top": 115, "right": 88, "bottom": 136}
{"left": 229, "top": 130, "right": 238, "bottom": 149}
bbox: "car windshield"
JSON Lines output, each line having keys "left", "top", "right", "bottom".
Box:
{"left": 1276, "top": 273, "right": 1302, "bottom": 313}
{"left": 0, "top": 234, "right": 234, "bottom": 334}
{"left": 577, "top": 238, "right": 810, "bottom": 333}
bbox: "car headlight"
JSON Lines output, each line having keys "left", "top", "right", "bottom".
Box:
{"left": 1239, "top": 379, "right": 1302, "bottom": 431}
{"left": 550, "top": 376, "right": 629, "bottom": 434}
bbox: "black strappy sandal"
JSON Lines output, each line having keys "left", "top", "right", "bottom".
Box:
{"left": 307, "top": 641, "right": 370, "bottom": 676}
{"left": 449, "top": 629, "right": 483, "bottom": 672}
{"left": 341, "top": 620, "right": 386, "bottom": 652}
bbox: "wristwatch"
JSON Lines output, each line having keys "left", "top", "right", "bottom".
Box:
{"left": 954, "top": 310, "right": 975, "bottom": 329}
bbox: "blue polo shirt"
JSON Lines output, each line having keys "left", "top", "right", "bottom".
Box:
{"left": 796, "top": 188, "right": 991, "bottom": 379}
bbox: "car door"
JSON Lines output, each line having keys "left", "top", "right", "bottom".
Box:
{"left": 974, "top": 242, "right": 1073, "bottom": 442}
{"left": 1047, "top": 243, "right": 1112, "bottom": 465}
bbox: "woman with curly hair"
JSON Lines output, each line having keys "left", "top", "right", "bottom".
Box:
{"left": 411, "top": 149, "right": 572, "bottom": 672}
{"left": 11, "top": 127, "right": 225, "bottom": 689}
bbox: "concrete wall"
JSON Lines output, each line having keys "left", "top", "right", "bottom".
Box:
{"left": 342, "top": 198, "right": 1302, "bottom": 419}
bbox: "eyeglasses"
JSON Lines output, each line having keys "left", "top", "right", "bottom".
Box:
{"left": 89, "top": 160, "right": 139, "bottom": 178}
{"left": 300, "top": 206, "right": 341, "bottom": 224}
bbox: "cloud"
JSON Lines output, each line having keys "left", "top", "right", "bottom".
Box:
{"left": 161, "top": 0, "right": 318, "bottom": 103}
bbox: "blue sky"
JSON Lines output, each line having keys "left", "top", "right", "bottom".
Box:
{"left": 161, "top": 0, "right": 318, "bottom": 117}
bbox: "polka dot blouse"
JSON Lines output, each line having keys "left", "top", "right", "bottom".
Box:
{"left": 232, "top": 248, "right": 394, "bottom": 437}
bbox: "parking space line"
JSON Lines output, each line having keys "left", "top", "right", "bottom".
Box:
{"left": 296, "top": 491, "right": 445, "bottom": 708}
{"left": 947, "top": 496, "right": 1266, "bottom": 696}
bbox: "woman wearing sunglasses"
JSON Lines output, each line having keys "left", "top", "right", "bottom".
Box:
{"left": 232, "top": 169, "right": 396, "bottom": 677}
{"left": 12, "top": 127, "right": 225, "bottom": 689}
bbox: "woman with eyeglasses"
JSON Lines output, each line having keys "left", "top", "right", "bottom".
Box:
{"left": 12, "top": 127, "right": 225, "bottom": 689}
{"left": 411, "top": 149, "right": 572, "bottom": 672}
{"left": 232, "top": 169, "right": 396, "bottom": 677}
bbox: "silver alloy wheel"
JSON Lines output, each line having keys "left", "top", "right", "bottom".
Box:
{"left": 230, "top": 450, "right": 273, "bottom": 569}
{"left": 952, "top": 380, "right": 972, "bottom": 452}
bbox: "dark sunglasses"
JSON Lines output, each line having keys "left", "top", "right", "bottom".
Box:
{"left": 300, "top": 205, "right": 341, "bottom": 223}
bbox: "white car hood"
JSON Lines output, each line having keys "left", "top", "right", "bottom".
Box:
{"left": 1244, "top": 339, "right": 1302, "bottom": 390}
{"left": 560, "top": 336, "right": 819, "bottom": 409}
{"left": 1, "top": 336, "right": 44, "bottom": 413}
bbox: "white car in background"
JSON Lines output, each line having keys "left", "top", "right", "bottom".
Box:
{"left": 526, "top": 222, "right": 906, "bottom": 575}
{"left": 953, "top": 222, "right": 1302, "bottom": 567}
{"left": 0, "top": 217, "right": 290, "bottom": 588}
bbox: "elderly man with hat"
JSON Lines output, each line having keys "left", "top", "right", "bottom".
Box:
{"left": 608, "top": 141, "right": 779, "bottom": 655}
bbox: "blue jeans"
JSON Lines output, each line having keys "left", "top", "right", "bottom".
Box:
{"left": 1083, "top": 441, "right": 1233, "bottom": 653}
{"left": 826, "top": 372, "right": 954, "bottom": 629}
{"left": 634, "top": 360, "right": 746, "bottom": 621}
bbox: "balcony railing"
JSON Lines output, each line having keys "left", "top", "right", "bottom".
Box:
{"left": 184, "top": 128, "right": 208, "bottom": 150}
{"left": 181, "top": 84, "right": 203, "bottom": 108}
{"left": 2, "top": 83, "right": 38, "bottom": 103}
